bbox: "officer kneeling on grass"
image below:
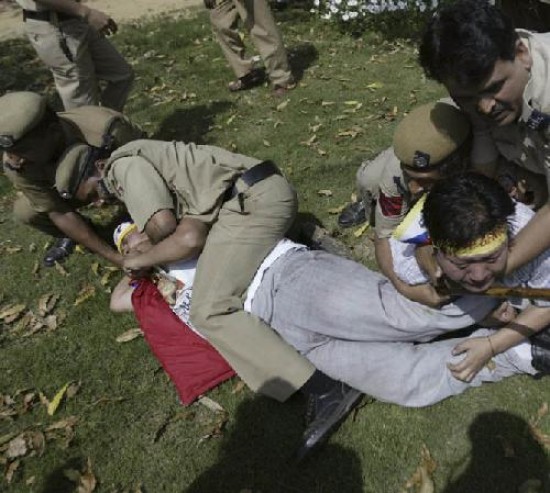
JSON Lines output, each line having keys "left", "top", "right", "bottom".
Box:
{"left": 54, "top": 138, "right": 363, "bottom": 460}
{"left": 0, "top": 91, "right": 143, "bottom": 268}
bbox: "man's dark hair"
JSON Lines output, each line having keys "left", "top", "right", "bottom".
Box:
{"left": 423, "top": 172, "right": 515, "bottom": 251}
{"left": 418, "top": 0, "right": 518, "bottom": 87}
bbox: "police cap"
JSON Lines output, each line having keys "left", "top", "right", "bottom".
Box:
{"left": 0, "top": 92, "right": 47, "bottom": 149}
{"left": 393, "top": 101, "right": 470, "bottom": 170}
{"left": 55, "top": 144, "right": 92, "bottom": 199}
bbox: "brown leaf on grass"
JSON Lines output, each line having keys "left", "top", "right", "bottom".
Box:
{"left": 317, "top": 149, "right": 328, "bottom": 156}
{"left": 4, "top": 459, "right": 19, "bottom": 484}
{"left": 27, "top": 431, "right": 45, "bottom": 457}
{"left": 276, "top": 99, "right": 289, "bottom": 111}
{"left": 45, "top": 416, "right": 78, "bottom": 432}
{"left": 0, "top": 304, "right": 26, "bottom": 324}
{"left": 353, "top": 224, "right": 370, "bottom": 238}
{"left": 198, "top": 412, "right": 229, "bottom": 444}
{"left": 231, "top": 380, "right": 246, "bottom": 395}
{"left": 301, "top": 134, "right": 317, "bottom": 147}
{"left": 28, "top": 243, "right": 36, "bottom": 252}
{"left": 327, "top": 204, "right": 347, "bottom": 215}
{"left": 22, "top": 392, "right": 36, "bottom": 413}
{"left": 321, "top": 101, "right": 335, "bottom": 106}
{"left": 198, "top": 396, "right": 226, "bottom": 414}
{"left": 262, "top": 140, "right": 271, "bottom": 147}
{"left": 47, "top": 383, "right": 70, "bottom": 416}
{"left": 116, "top": 328, "right": 143, "bottom": 343}
{"left": 91, "top": 262, "right": 100, "bottom": 276}
{"left": 12, "top": 312, "right": 33, "bottom": 333}
{"left": 78, "top": 458, "right": 97, "bottom": 493}
{"left": 5, "top": 246, "right": 22, "bottom": 254}
{"left": 74, "top": 285, "right": 96, "bottom": 306}
{"left": 54, "top": 262, "right": 69, "bottom": 277}
{"left": 404, "top": 445, "right": 437, "bottom": 492}
{"left": 529, "top": 402, "right": 550, "bottom": 448}
{"left": 317, "top": 189, "right": 333, "bottom": 197}
{"left": 309, "top": 123, "right": 322, "bottom": 133}
{"left": 38, "top": 293, "right": 59, "bottom": 317}
{"left": 6, "top": 436, "right": 27, "bottom": 459}
{"left": 100, "top": 270, "right": 116, "bottom": 286}
{"left": 66, "top": 381, "right": 81, "bottom": 399}
{"left": 32, "top": 261, "right": 40, "bottom": 276}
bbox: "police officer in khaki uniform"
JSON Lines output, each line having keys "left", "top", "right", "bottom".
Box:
{"left": 419, "top": 0, "right": 550, "bottom": 277}
{"left": 338, "top": 101, "right": 545, "bottom": 306}
{"left": 0, "top": 91, "right": 127, "bottom": 267}
{"left": 15, "top": 0, "right": 134, "bottom": 111}
{"left": 205, "top": 0, "right": 295, "bottom": 96}
{"left": 55, "top": 138, "right": 363, "bottom": 459}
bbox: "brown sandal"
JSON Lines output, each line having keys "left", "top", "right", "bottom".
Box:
{"left": 228, "top": 68, "right": 266, "bottom": 92}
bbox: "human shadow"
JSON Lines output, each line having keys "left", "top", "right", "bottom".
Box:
{"left": 442, "top": 411, "right": 550, "bottom": 493}
{"left": 185, "top": 382, "right": 363, "bottom": 493}
{"left": 39, "top": 457, "right": 84, "bottom": 493}
{"left": 287, "top": 42, "right": 319, "bottom": 83}
{"left": 153, "top": 101, "right": 234, "bottom": 144}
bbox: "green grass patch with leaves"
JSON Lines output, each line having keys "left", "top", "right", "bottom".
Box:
{"left": 1, "top": 7, "right": 550, "bottom": 493}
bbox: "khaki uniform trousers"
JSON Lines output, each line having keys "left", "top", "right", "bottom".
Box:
{"left": 189, "top": 174, "right": 315, "bottom": 401}
{"left": 209, "top": 0, "right": 293, "bottom": 86}
{"left": 24, "top": 18, "right": 134, "bottom": 111}
{"left": 13, "top": 194, "right": 66, "bottom": 237}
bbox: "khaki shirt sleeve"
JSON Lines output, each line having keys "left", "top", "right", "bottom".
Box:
{"left": 374, "top": 159, "right": 408, "bottom": 239}
{"left": 107, "top": 156, "right": 175, "bottom": 232}
{"left": 2, "top": 163, "right": 73, "bottom": 214}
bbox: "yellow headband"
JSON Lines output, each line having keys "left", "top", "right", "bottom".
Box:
{"left": 437, "top": 225, "right": 508, "bottom": 258}
{"left": 113, "top": 222, "right": 138, "bottom": 253}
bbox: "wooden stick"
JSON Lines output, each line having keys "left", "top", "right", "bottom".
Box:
{"left": 443, "top": 285, "right": 550, "bottom": 301}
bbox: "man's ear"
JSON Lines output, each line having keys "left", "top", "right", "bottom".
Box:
{"left": 515, "top": 39, "right": 532, "bottom": 70}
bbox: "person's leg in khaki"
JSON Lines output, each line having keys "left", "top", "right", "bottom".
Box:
{"left": 13, "top": 195, "right": 75, "bottom": 266}
{"left": 189, "top": 174, "right": 362, "bottom": 460}
{"left": 209, "top": 0, "right": 265, "bottom": 90}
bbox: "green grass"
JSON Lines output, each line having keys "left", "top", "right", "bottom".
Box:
{"left": 2, "top": 7, "right": 550, "bottom": 493}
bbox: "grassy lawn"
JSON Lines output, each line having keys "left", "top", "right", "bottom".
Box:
{"left": 2, "top": 6, "right": 550, "bottom": 493}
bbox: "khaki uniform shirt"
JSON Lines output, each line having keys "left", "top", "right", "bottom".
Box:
{"left": 103, "top": 140, "right": 261, "bottom": 231}
{"left": 370, "top": 149, "right": 412, "bottom": 239}
{"left": 473, "top": 30, "right": 550, "bottom": 196}
{"left": 2, "top": 118, "right": 82, "bottom": 215}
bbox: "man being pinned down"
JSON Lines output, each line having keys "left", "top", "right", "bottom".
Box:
{"left": 110, "top": 170, "right": 550, "bottom": 425}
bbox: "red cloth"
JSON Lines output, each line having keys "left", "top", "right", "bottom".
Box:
{"left": 131, "top": 279, "right": 235, "bottom": 405}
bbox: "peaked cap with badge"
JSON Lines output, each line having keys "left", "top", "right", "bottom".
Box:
{"left": 393, "top": 101, "right": 471, "bottom": 169}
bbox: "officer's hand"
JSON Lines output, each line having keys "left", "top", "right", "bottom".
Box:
{"left": 415, "top": 244, "right": 442, "bottom": 285}
{"left": 123, "top": 254, "right": 151, "bottom": 279}
{"left": 85, "top": 8, "right": 118, "bottom": 35}
{"left": 448, "top": 337, "right": 494, "bottom": 383}
{"left": 397, "top": 282, "right": 450, "bottom": 308}
{"left": 204, "top": 0, "right": 216, "bottom": 9}
{"left": 479, "top": 300, "right": 517, "bottom": 327}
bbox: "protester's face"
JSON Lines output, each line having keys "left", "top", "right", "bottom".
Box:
{"left": 446, "top": 41, "right": 531, "bottom": 127}
{"left": 435, "top": 243, "right": 508, "bottom": 293}
{"left": 122, "top": 231, "right": 152, "bottom": 256}
{"left": 402, "top": 166, "right": 443, "bottom": 196}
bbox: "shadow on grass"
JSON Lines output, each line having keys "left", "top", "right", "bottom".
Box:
{"left": 39, "top": 457, "right": 84, "bottom": 493}
{"left": 153, "top": 101, "right": 234, "bottom": 143}
{"left": 442, "top": 411, "right": 550, "bottom": 493}
{"left": 186, "top": 383, "right": 363, "bottom": 493}
{"left": 288, "top": 42, "right": 318, "bottom": 83}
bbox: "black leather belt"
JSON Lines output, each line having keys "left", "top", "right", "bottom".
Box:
{"left": 240, "top": 160, "right": 281, "bottom": 187}
{"left": 223, "top": 160, "right": 282, "bottom": 208}
{"left": 23, "top": 10, "right": 79, "bottom": 22}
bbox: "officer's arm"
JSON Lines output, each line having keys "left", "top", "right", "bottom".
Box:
{"left": 375, "top": 236, "right": 448, "bottom": 307}
{"left": 124, "top": 215, "right": 209, "bottom": 271}
{"left": 49, "top": 210, "right": 123, "bottom": 267}
{"left": 470, "top": 115, "right": 500, "bottom": 177}
{"left": 506, "top": 203, "right": 550, "bottom": 273}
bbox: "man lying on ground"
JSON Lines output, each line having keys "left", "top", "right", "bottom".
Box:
{"left": 110, "top": 194, "right": 550, "bottom": 456}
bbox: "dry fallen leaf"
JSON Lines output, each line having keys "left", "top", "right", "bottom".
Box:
{"left": 74, "top": 285, "right": 96, "bottom": 306}
{"left": 353, "top": 223, "right": 370, "bottom": 238}
{"left": 276, "top": 99, "right": 289, "bottom": 111}
{"left": 0, "top": 304, "right": 26, "bottom": 323}
{"left": 47, "top": 383, "right": 70, "bottom": 416}
{"left": 54, "top": 262, "right": 69, "bottom": 277}
{"left": 116, "top": 328, "right": 143, "bottom": 343}
{"left": 198, "top": 396, "right": 226, "bottom": 414}
{"left": 231, "top": 380, "right": 246, "bottom": 395}
{"left": 327, "top": 204, "right": 347, "bottom": 215}
{"left": 78, "top": 457, "right": 97, "bottom": 493}
{"left": 4, "top": 459, "right": 19, "bottom": 484}
{"left": 317, "top": 189, "right": 333, "bottom": 197}
{"left": 6, "top": 435, "right": 27, "bottom": 459}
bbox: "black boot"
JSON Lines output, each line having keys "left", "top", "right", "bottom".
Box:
{"left": 43, "top": 237, "right": 76, "bottom": 267}
{"left": 296, "top": 371, "right": 363, "bottom": 462}
{"left": 337, "top": 201, "right": 367, "bottom": 228}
